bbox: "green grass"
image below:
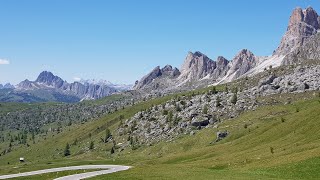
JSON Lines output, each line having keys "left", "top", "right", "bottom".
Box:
{"left": 12, "top": 169, "right": 101, "bottom": 180}
{"left": 91, "top": 97, "right": 320, "bottom": 179}
{"left": 0, "top": 90, "right": 320, "bottom": 179}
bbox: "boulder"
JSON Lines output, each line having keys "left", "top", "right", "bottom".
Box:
{"left": 215, "top": 131, "right": 229, "bottom": 142}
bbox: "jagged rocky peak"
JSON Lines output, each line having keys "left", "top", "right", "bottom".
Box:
{"left": 216, "top": 56, "right": 229, "bottom": 66}
{"left": 161, "top": 65, "right": 181, "bottom": 77}
{"left": 274, "top": 6, "right": 320, "bottom": 55}
{"left": 36, "top": 71, "right": 65, "bottom": 88}
{"left": 228, "top": 49, "right": 257, "bottom": 79}
{"left": 179, "top": 51, "right": 216, "bottom": 81}
{"left": 17, "top": 79, "right": 34, "bottom": 89}
{"left": 134, "top": 65, "right": 180, "bottom": 90}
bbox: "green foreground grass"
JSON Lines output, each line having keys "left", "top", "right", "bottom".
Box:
{"left": 13, "top": 169, "right": 100, "bottom": 180}
{"left": 0, "top": 91, "right": 320, "bottom": 179}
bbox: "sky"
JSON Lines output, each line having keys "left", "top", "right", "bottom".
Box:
{"left": 0, "top": 0, "right": 319, "bottom": 85}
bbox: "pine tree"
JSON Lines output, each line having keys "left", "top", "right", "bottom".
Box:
{"left": 89, "top": 141, "right": 94, "bottom": 150}
{"left": 211, "top": 86, "right": 217, "bottom": 94}
{"left": 105, "top": 129, "right": 111, "bottom": 143}
{"left": 64, "top": 143, "right": 71, "bottom": 156}
{"left": 231, "top": 93, "right": 237, "bottom": 105}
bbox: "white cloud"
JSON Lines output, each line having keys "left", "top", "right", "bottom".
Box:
{"left": 73, "top": 77, "right": 81, "bottom": 82}
{"left": 0, "top": 59, "right": 9, "bottom": 65}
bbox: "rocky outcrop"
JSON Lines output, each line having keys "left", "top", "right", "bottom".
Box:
{"left": 282, "top": 32, "right": 320, "bottom": 65}
{"left": 178, "top": 51, "right": 217, "bottom": 82}
{"left": 133, "top": 65, "right": 180, "bottom": 90}
{"left": 274, "top": 7, "right": 320, "bottom": 55}
{"left": 226, "top": 49, "right": 257, "bottom": 80}
{"left": 134, "top": 51, "right": 231, "bottom": 91}
{"left": 215, "top": 131, "right": 229, "bottom": 142}
{"left": 211, "top": 56, "right": 230, "bottom": 79}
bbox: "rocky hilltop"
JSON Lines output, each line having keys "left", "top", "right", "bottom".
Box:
{"left": 134, "top": 7, "right": 320, "bottom": 93}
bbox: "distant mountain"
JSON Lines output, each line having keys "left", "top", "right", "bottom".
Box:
{"left": 134, "top": 6, "right": 320, "bottom": 92}
{"left": 79, "top": 79, "right": 132, "bottom": 91}
{"left": 0, "top": 83, "right": 14, "bottom": 89}
{"left": 0, "top": 71, "right": 132, "bottom": 103}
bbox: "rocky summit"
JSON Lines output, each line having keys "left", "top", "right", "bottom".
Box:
{"left": 274, "top": 7, "right": 320, "bottom": 55}
{"left": 178, "top": 51, "right": 218, "bottom": 82}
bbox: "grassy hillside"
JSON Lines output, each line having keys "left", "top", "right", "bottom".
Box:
{"left": 0, "top": 90, "right": 319, "bottom": 179}
{"left": 95, "top": 97, "right": 320, "bottom": 179}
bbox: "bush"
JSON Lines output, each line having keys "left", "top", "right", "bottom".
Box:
{"left": 162, "top": 110, "right": 168, "bottom": 115}
{"left": 231, "top": 93, "right": 237, "bottom": 105}
{"left": 202, "top": 104, "right": 208, "bottom": 114}
{"left": 270, "top": 147, "right": 274, "bottom": 154}
{"left": 167, "top": 111, "right": 173, "bottom": 122}
{"left": 216, "top": 96, "right": 222, "bottom": 107}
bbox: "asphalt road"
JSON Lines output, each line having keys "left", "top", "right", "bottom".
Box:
{"left": 0, "top": 165, "right": 131, "bottom": 180}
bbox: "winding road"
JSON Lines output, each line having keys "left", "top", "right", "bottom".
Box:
{"left": 0, "top": 165, "right": 131, "bottom": 180}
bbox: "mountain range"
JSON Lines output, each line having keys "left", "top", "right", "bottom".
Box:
{"left": 134, "top": 7, "right": 320, "bottom": 92}
{"left": 1, "top": 7, "right": 320, "bottom": 102}
{"left": 0, "top": 71, "right": 132, "bottom": 103}
{"left": 0, "top": 83, "right": 14, "bottom": 89}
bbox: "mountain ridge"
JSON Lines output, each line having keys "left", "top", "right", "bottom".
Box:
{"left": 0, "top": 71, "right": 132, "bottom": 103}
{"left": 134, "top": 6, "right": 320, "bottom": 92}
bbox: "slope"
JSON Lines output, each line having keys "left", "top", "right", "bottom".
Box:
{"left": 0, "top": 90, "right": 319, "bottom": 179}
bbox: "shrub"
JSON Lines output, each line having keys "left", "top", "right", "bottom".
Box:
{"left": 270, "top": 147, "right": 274, "bottom": 154}
{"left": 167, "top": 111, "right": 173, "bottom": 122}
{"left": 231, "top": 93, "right": 237, "bottom": 105}
{"left": 162, "top": 110, "right": 168, "bottom": 115}
{"left": 202, "top": 104, "right": 208, "bottom": 114}
{"left": 216, "top": 96, "right": 222, "bottom": 107}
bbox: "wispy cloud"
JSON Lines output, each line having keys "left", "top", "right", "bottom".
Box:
{"left": 0, "top": 59, "right": 10, "bottom": 65}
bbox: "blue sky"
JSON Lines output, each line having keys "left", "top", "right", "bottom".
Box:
{"left": 0, "top": 0, "right": 319, "bottom": 85}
